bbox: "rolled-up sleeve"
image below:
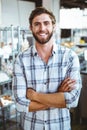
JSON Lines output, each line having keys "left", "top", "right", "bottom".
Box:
{"left": 64, "top": 51, "right": 82, "bottom": 109}
{"left": 13, "top": 54, "right": 30, "bottom": 113}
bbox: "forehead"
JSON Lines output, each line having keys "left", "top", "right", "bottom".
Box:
{"left": 32, "top": 13, "right": 52, "bottom": 23}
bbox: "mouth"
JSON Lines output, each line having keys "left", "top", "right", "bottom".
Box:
{"left": 39, "top": 32, "right": 48, "bottom": 38}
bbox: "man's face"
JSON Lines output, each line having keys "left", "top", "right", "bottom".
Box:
{"left": 30, "top": 13, "right": 55, "bottom": 44}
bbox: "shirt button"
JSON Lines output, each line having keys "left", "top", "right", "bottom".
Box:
{"left": 45, "top": 121, "right": 47, "bottom": 123}
{"left": 44, "top": 82, "right": 47, "bottom": 85}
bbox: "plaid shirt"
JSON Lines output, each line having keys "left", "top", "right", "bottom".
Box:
{"left": 13, "top": 43, "right": 82, "bottom": 130}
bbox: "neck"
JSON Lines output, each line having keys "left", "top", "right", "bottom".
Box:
{"left": 35, "top": 40, "right": 53, "bottom": 63}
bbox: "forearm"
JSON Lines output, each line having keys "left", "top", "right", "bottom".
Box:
{"left": 27, "top": 77, "right": 76, "bottom": 109}
{"left": 27, "top": 90, "right": 66, "bottom": 108}
{"left": 36, "top": 92, "right": 66, "bottom": 108}
{"left": 29, "top": 101, "right": 49, "bottom": 112}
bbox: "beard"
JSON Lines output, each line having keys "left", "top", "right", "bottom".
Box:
{"left": 32, "top": 30, "right": 53, "bottom": 45}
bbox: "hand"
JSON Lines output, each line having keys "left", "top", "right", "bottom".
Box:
{"left": 58, "top": 77, "right": 76, "bottom": 92}
{"left": 26, "top": 88, "right": 36, "bottom": 101}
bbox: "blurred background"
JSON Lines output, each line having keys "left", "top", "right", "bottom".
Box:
{"left": 0, "top": 0, "right": 87, "bottom": 130}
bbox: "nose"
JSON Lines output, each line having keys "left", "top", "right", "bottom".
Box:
{"left": 40, "top": 23, "right": 45, "bottom": 31}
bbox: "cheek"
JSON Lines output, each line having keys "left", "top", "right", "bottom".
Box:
{"left": 32, "top": 27, "right": 39, "bottom": 33}
{"left": 49, "top": 27, "right": 54, "bottom": 33}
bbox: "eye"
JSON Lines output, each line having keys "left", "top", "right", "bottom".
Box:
{"left": 44, "top": 21, "right": 50, "bottom": 26}
{"left": 33, "top": 22, "right": 40, "bottom": 27}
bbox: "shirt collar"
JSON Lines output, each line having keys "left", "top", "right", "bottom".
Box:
{"left": 32, "top": 41, "right": 58, "bottom": 56}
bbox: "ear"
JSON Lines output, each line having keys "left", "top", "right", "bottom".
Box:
{"left": 29, "top": 25, "right": 32, "bottom": 31}
{"left": 53, "top": 24, "right": 56, "bottom": 31}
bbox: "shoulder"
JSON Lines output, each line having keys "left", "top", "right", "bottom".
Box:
{"left": 56, "top": 44, "right": 79, "bottom": 61}
{"left": 18, "top": 45, "right": 33, "bottom": 58}
{"left": 14, "top": 46, "right": 33, "bottom": 64}
{"left": 57, "top": 44, "right": 76, "bottom": 55}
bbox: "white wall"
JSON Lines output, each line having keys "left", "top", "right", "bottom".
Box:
{"left": 1, "top": 0, "right": 19, "bottom": 26}
{"left": 42, "top": 0, "right": 60, "bottom": 23}
{"left": 1, "top": 0, "right": 35, "bottom": 27}
{"left": 60, "top": 8, "right": 87, "bottom": 29}
{"left": 0, "top": 0, "right": 1, "bottom": 24}
{"left": 18, "top": 1, "right": 35, "bottom": 27}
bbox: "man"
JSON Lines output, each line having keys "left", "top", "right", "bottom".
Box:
{"left": 13, "top": 7, "right": 82, "bottom": 130}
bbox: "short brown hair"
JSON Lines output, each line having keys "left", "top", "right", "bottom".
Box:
{"left": 29, "top": 7, "right": 56, "bottom": 26}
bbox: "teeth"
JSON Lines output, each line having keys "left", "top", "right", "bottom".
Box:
{"left": 39, "top": 34, "right": 46, "bottom": 37}
{"left": 40, "top": 34, "right": 45, "bottom": 36}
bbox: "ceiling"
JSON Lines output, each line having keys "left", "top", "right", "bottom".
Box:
{"left": 21, "top": 0, "right": 87, "bottom": 9}
{"left": 60, "top": 0, "right": 87, "bottom": 9}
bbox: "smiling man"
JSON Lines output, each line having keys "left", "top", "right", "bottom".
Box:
{"left": 13, "top": 7, "right": 82, "bottom": 130}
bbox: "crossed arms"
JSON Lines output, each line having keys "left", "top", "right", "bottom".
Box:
{"left": 26, "top": 78, "right": 76, "bottom": 112}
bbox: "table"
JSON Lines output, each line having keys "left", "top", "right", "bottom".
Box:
{"left": 0, "top": 95, "right": 18, "bottom": 130}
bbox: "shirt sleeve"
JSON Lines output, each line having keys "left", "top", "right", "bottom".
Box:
{"left": 64, "top": 50, "right": 82, "bottom": 109}
{"left": 13, "top": 53, "right": 30, "bottom": 113}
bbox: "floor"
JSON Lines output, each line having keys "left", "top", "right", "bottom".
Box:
{"left": 0, "top": 110, "right": 87, "bottom": 130}
{"left": 72, "top": 120, "right": 87, "bottom": 130}
{"left": 0, "top": 122, "right": 87, "bottom": 130}
{"left": 0, "top": 118, "right": 87, "bottom": 130}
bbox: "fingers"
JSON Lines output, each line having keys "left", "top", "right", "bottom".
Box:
{"left": 62, "top": 78, "right": 76, "bottom": 87}
{"left": 26, "top": 88, "right": 35, "bottom": 99}
{"left": 67, "top": 86, "right": 76, "bottom": 92}
{"left": 61, "top": 77, "right": 76, "bottom": 86}
{"left": 65, "top": 80, "right": 76, "bottom": 90}
{"left": 58, "top": 77, "right": 76, "bottom": 92}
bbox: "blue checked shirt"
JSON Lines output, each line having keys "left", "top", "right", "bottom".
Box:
{"left": 13, "top": 42, "right": 82, "bottom": 130}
